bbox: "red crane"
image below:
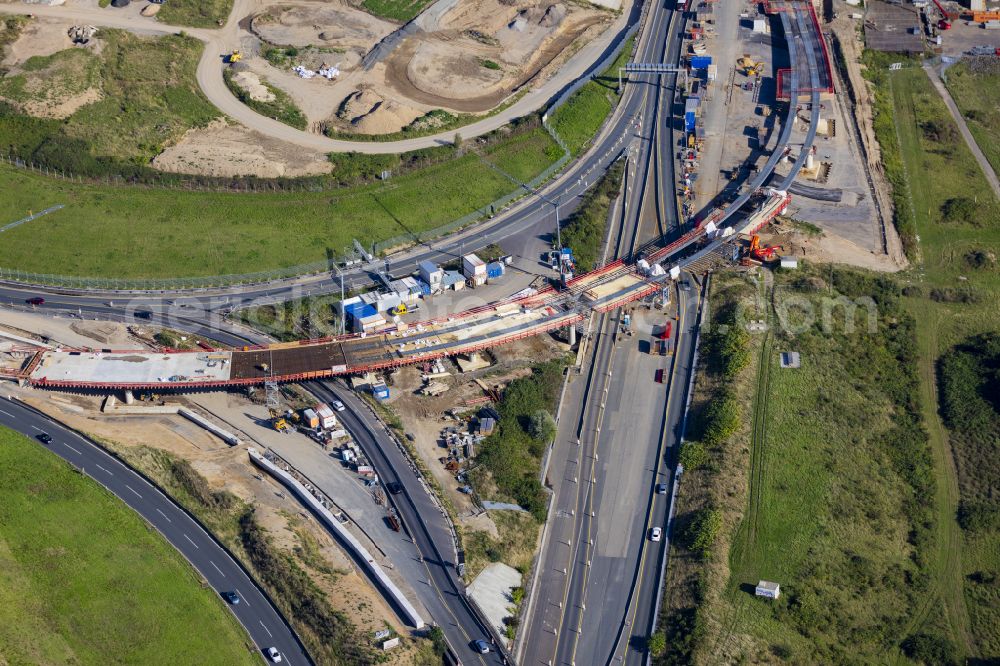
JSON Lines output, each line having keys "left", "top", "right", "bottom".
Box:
{"left": 932, "top": 0, "right": 951, "bottom": 29}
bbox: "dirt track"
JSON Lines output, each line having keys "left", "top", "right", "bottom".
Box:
{"left": 0, "top": 0, "right": 633, "bottom": 154}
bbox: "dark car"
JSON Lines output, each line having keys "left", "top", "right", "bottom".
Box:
{"left": 222, "top": 591, "right": 240, "bottom": 605}
{"left": 655, "top": 483, "right": 668, "bottom": 495}
{"left": 386, "top": 481, "right": 403, "bottom": 495}
{"left": 25, "top": 297, "right": 45, "bottom": 306}
{"left": 36, "top": 433, "right": 52, "bottom": 444}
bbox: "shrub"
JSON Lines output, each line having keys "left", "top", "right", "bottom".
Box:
{"left": 900, "top": 633, "right": 959, "bottom": 665}
{"left": 700, "top": 394, "right": 741, "bottom": 446}
{"left": 679, "top": 441, "right": 707, "bottom": 470}
{"left": 528, "top": 410, "right": 557, "bottom": 443}
{"left": 682, "top": 508, "right": 722, "bottom": 557}
{"left": 647, "top": 633, "right": 667, "bottom": 656}
{"left": 940, "top": 196, "right": 978, "bottom": 225}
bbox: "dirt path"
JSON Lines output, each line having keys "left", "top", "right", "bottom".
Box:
{"left": 0, "top": 0, "right": 634, "bottom": 154}
{"left": 828, "top": 24, "right": 908, "bottom": 267}
{"left": 923, "top": 63, "right": 1000, "bottom": 200}
{"left": 904, "top": 304, "right": 974, "bottom": 654}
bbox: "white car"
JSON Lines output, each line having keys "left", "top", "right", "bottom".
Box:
{"left": 332, "top": 400, "right": 346, "bottom": 412}
{"left": 266, "top": 647, "right": 282, "bottom": 663}
{"left": 650, "top": 527, "right": 662, "bottom": 542}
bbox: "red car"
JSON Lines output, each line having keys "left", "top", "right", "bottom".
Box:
{"left": 25, "top": 297, "right": 45, "bottom": 306}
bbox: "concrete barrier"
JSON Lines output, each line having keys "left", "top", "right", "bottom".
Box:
{"left": 179, "top": 408, "right": 241, "bottom": 446}
{"left": 248, "top": 448, "right": 426, "bottom": 630}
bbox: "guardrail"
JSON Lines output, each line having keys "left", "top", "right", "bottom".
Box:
{"left": 248, "top": 447, "right": 427, "bottom": 630}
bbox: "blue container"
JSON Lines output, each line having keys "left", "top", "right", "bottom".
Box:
{"left": 486, "top": 262, "right": 505, "bottom": 279}
{"left": 373, "top": 384, "right": 390, "bottom": 401}
{"left": 690, "top": 55, "right": 713, "bottom": 69}
{"left": 685, "top": 111, "right": 696, "bottom": 132}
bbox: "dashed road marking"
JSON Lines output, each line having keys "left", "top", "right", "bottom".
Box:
{"left": 64, "top": 443, "right": 82, "bottom": 455}
{"left": 0, "top": 409, "right": 13, "bottom": 417}
{"left": 211, "top": 561, "right": 225, "bottom": 577}
{"left": 125, "top": 484, "right": 142, "bottom": 498}
{"left": 156, "top": 508, "right": 172, "bottom": 523}
{"left": 95, "top": 464, "right": 113, "bottom": 475}
{"left": 30, "top": 425, "right": 42, "bottom": 431}
{"left": 259, "top": 621, "right": 273, "bottom": 638}
{"left": 183, "top": 534, "right": 199, "bottom": 549}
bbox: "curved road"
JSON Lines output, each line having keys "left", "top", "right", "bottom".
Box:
{"left": 0, "top": 396, "right": 311, "bottom": 666}
{"left": 0, "top": 0, "right": 634, "bottom": 154}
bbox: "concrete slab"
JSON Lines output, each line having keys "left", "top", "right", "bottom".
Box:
{"left": 468, "top": 562, "right": 522, "bottom": 641}
{"left": 32, "top": 350, "right": 233, "bottom": 385}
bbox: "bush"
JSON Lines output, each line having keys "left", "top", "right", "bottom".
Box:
{"left": 940, "top": 196, "right": 978, "bottom": 224}
{"left": 682, "top": 508, "right": 722, "bottom": 557}
{"left": 900, "top": 633, "right": 959, "bottom": 665}
{"left": 679, "top": 441, "right": 707, "bottom": 470}
{"left": 699, "top": 394, "right": 740, "bottom": 446}
{"left": 647, "top": 633, "right": 667, "bottom": 656}
{"left": 528, "top": 409, "right": 557, "bottom": 443}
{"left": 559, "top": 161, "right": 624, "bottom": 272}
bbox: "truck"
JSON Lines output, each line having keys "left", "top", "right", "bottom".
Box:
{"left": 385, "top": 513, "right": 401, "bottom": 532}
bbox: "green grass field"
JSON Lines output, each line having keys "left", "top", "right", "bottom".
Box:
{"left": 548, "top": 37, "right": 632, "bottom": 156}
{"left": 361, "top": 0, "right": 435, "bottom": 22}
{"left": 0, "top": 128, "right": 559, "bottom": 279}
{"left": 156, "top": 0, "right": 234, "bottom": 28}
{"left": 943, "top": 60, "right": 1000, "bottom": 178}
{"left": 887, "top": 64, "right": 1000, "bottom": 658}
{"left": 0, "top": 427, "right": 256, "bottom": 665}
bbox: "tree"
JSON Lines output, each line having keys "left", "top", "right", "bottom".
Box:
{"left": 647, "top": 633, "right": 667, "bottom": 656}
{"left": 528, "top": 409, "right": 557, "bottom": 443}
{"left": 427, "top": 626, "right": 447, "bottom": 656}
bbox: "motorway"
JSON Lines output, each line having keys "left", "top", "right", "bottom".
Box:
{"left": 0, "top": 396, "right": 311, "bottom": 665}
{"left": 307, "top": 381, "right": 505, "bottom": 666}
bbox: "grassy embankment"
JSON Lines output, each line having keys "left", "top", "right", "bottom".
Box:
{"left": 156, "top": 0, "right": 233, "bottom": 27}
{"left": 943, "top": 58, "right": 1000, "bottom": 177}
{"left": 886, "top": 61, "right": 1000, "bottom": 659}
{"left": 655, "top": 267, "right": 939, "bottom": 664}
{"left": 548, "top": 36, "right": 633, "bottom": 156}
{"left": 361, "top": 0, "right": 436, "bottom": 22}
{"left": 560, "top": 159, "right": 624, "bottom": 271}
{"left": 0, "top": 427, "right": 257, "bottom": 665}
{"left": 91, "top": 442, "right": 382, "bottom": 665}
{"left": 0, "top": 30, "right": 218, "bottom": 167}
{"left": 223, "top": 68, "right": 307, "bottom": 130}
{"left": 0, "top": 29, "right": 632, "bottom": 281}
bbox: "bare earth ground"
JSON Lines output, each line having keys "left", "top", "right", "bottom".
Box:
{"left": 11, "top": 387, "right": 417, "bottom": 659}
{"left": 383, "top": 334, "right": 566, "bottom": 537}
{"left": 242, "top": 0, "right": 611, "bottom": 133}
{"left": 0, "top": 310, "right": 139, "bottom": 348}
{"left": 153, "top": 118, "right": 334, "bottom": 178}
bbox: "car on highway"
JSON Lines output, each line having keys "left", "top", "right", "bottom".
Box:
{"left": 471, "top": 639, "right": 491, "bottom": 654}
{"left": 332, "top": 400, "right": 346, "bottom": 412}
{"left": 650, "top": 527, "right": 662, "bottom": 542}
{"left": 222, "top": 591, "right": 240, "bottom": 604}
{"left": 36, "top": 432, "right": 53, "bottom": 444}
{"left": 25, "top": 297, "right": 44, "bottom": 305}
{"left": 655, "top": 483, "right": 667, "bottom": 495}
{"left": 386, "top": 481, "right": 403, "bottom": 495}
{"left": 266, "top": 647, "right": 282, "bottom": 663}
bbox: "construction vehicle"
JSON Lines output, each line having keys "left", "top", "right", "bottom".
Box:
{"left": 390, "top": 303, "right": 408, "bottom": 316}
{"left": 228, "top": 50, "right": 243, "bottom": 64}
{"left": 932, "top": 0, "right": 952, "bottom": 28}
{"left": 742, "top": 234, "right": 782, "bottom": 265}
{"left": 737, "top": 54, "right": 764, "bottom": 76}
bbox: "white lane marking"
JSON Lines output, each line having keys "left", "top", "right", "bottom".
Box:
{"left": 156, "top": 508, "right": 172, "bottom": 523}
{"left": 0, "top": 409, "right": 13, "bottom": 417}
{"left": 30, "top": 425, "right": 42, "bottom": 431}
{"left": 210, "top": 561, "right": 225, "bottom": 577}
{"left": 236, "top": 590, "right": 249, "bottom": 607}
{"left": 95, "top": 464, "right": 113, "bottom": 475}
{"left": 125, "top": 484, "right": 142, "bottom": 498}
{"left": 64, "top": 443, "right": 82, "bottom": 455}
{"left": 183, "top": 533, "right": 199, "bottom": 549}
{"left": 259, "top": 621, "right": 273, "bottom": 638}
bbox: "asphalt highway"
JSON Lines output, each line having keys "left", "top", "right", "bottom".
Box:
{"left": 307, "top": 381, "right": 505, "bottom": 666}
{"left": 0, "top": 396, "right": 311, "bottom": 665}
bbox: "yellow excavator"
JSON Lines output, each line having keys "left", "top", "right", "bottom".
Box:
{"left": 228, "top": 50, "right": 242, "bottom": 64}
{"left": 737, "top": 54, "right": 764, "bottom": 76}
